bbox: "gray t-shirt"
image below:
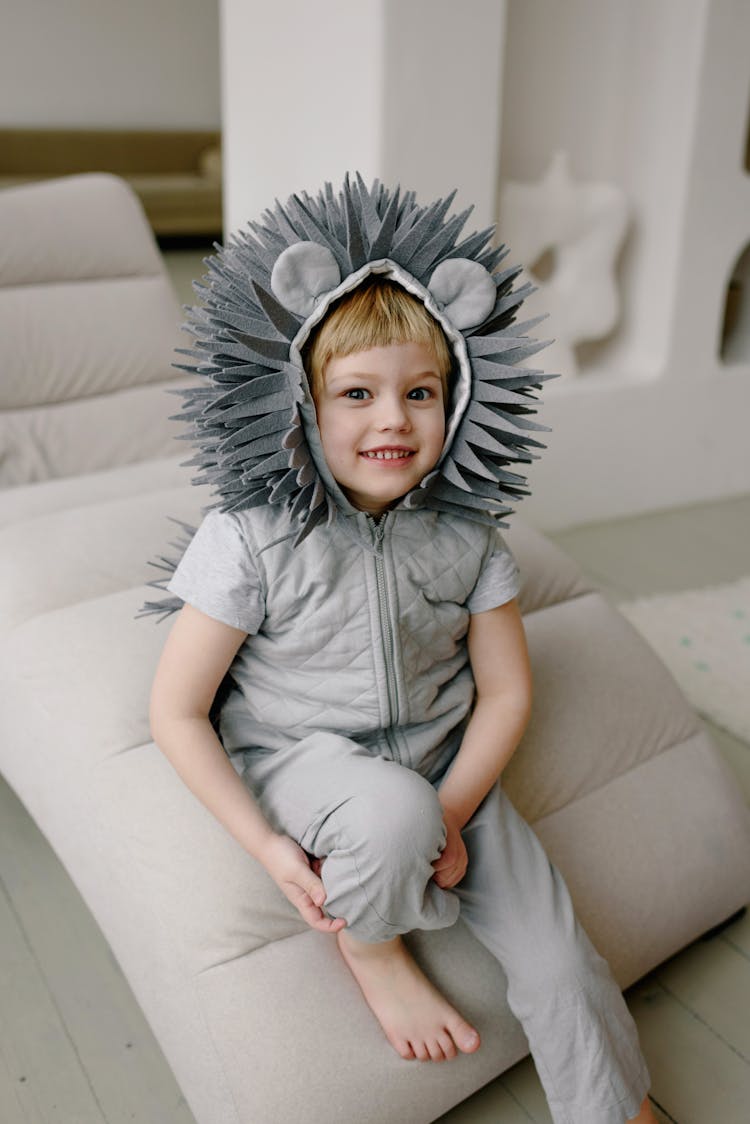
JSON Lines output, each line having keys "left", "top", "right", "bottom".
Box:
{"left": 168, "top": 508, "right": 520, "bottom": 635}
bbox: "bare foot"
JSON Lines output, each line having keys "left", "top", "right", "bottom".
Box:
{"left": 337, "top": 931, "right": 480, "bottom": 1062}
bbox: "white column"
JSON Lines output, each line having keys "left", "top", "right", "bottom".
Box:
{"left": 220, "top": 0, "right": 507, "bottom": 233}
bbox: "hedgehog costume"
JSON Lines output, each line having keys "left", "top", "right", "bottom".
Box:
{"left": 148, "top": 176, "right": 650, "bottom": 1123}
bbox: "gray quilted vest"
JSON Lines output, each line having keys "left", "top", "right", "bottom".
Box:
{"left": 217, "top": 502, "right": 502, "bottom": 780}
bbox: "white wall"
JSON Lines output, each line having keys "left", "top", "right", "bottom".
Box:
{"left": 500, "top": 0, "right": 709, "bottom": 378}
{"left": 498, "top": 0, "right": 750, "bottom": 529}
{"left": 0, "top": 0, "right": 220, "bottom": 129}
{"left": 220, "top": 0, "right": 506, "bottom": 232}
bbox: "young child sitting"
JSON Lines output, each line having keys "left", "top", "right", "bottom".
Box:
{"left": 148, "top": 179, "right": 657, "bottom": 1124}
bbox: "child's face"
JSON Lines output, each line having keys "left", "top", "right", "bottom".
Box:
{"left": 313, "top": 341, "right": 446, "bottom": 516}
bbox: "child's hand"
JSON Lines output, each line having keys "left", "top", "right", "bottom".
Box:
{"left": 432, "top": 809, "right": 468, "bottom": 889}
{"left": 258, "top": 833, "right": 346, "bottom": 934}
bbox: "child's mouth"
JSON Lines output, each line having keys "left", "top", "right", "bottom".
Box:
{"left": 361, "top": 448, "right": 415, "bottom": 461}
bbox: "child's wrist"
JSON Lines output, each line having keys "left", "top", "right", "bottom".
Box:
{"left": 249, "top": 826, "right": 282, "bottom": 865}
{"left": 438, "top": 799, "right": 469, "bottom": 832}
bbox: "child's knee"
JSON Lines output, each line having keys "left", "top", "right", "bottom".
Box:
{"left": 352, "top": 763, "right": 445, "bottom": 865}
{"left": 317, "top": 764, "right": 456, "bottom": 939}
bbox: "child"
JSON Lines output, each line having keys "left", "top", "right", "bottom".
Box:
{"left": 148, "top": 178, "right": 656, "bottom": 1123}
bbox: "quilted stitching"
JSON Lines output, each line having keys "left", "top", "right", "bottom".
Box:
{"left": 218, "top": 504, "right": 498, "bottom": 768}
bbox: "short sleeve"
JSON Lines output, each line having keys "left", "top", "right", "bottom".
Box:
{"left": 167, "top": 509, "right": 265, "bottom": 634}
{"left": 465, "top": 530, "right": 520, "bottom": 614}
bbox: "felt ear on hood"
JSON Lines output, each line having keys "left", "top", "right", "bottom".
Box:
{"left": 427, "top": 258, "right": 497, "bottom": 331}
{"left": 271, "top": 241, "right": 342, "bottom": 318}
{"left": 271, "top": 242, "right": 498, "bottom": 337}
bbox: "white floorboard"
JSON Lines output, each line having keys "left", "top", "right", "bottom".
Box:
{"left": 0, "top": 778, "right": 193, "bottom": 1124}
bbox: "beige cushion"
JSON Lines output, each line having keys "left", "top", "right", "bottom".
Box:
{"left": 1, "top": 514, "right": 748, "bottom": 1123}
{"left": 0, "top": 175, "right": 190, "bottom": 485}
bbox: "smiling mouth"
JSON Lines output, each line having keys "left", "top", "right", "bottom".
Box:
{"left": 360, "top": 448, "right": 415, "bottom": 461}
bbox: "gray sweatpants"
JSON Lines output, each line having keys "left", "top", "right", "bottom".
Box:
{"left": 242, "top": 732, "right": 651, "bottom": 1124}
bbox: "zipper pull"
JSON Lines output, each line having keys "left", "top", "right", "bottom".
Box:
{"left": 372, "top": 513, "right": 388, "bottom": 549}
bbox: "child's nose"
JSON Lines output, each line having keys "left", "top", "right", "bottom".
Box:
{"left": 376, "top": 395, "right": 411, "bottom": 431}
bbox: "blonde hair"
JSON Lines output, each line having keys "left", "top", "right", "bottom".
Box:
{"left": 304, "top": 278, "right": 452, "bottom": 398}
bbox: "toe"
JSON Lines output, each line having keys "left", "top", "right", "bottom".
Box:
{"left": 427, "top": 1039, "right": 446, "bottom": 1062}
{"left": 437, "top": 1032, "right": 457, "bottom": 1060}
{"left": 393, "top": 1038, "right": 415, "bottom": 1061}
{"left": 450, "top": 1018, "right": 480, "bottom": 1054}
{"left": 412, "top": 1041, "right": 431, "bottom": 1062}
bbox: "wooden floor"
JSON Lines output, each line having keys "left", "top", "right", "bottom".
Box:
{"left": 2, "top": 493, "right": 749, "bottom": 1123}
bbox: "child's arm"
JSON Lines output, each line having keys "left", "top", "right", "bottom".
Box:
{"left": 150, "top": 603, "right": 344, "bottom": 933}
{"left": 433, "top": 599, "right": 532, "bottom": 889}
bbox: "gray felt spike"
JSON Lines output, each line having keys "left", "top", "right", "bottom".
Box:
{"left": 469, "top": 335, "right": 535, "bottom": 357}
{"left": 220, "top": 431, "right": 287, "bottom": 463}
{"left": 209, "top": 372, "right": 287, "bottom": 412}
{"left": 502, "top": 375, "right": 557, "bottom": 393}
{"left": 390, "top": 193, "right": 459, "bottom": 266}
{"left": 309, "top": 476, "right": 327, "bottom": 512}
{"left": 354, "top": 173, "right": 381, "bottom": 241}
{"left": 465, "top": 334, "right": 530, "bottom": 361}
{"left": 291, "top": 501, "right": 328, "bottom": 547}
{"left": 222, "top": 488, "right": 270, "bottom": 513}
{"left": 322, "top": 182, "right": 347, "bottom": 243}
{"left": 405, "top": 210, "right": 475, "bottom": 279}
{"left": 452, "top": 439, "right": 502, "bottom": 482}
{"left": 296, "top": 458, "right": 316, "bottom": 487}
{"left": 438, "top": 471, "right": 523, "bottom": 507}
{"left": 428, "top": 500, "right": 510, "bottom": 526}
{"left": 436, "top": 225, "right": 496, "bottom": 266}
{"left": 225, "top": 331, "right": 292, "bottom": 364}
{"left": 238, "top": 449, "right": 291, "bottom": 481}
{"left": 483, "top": 246, "right": 510, "bottom": 272}
{"left": 432, "top": 465, "right": 508, "bottom": 507}
{"left": 269, "top": 468, "right": 302, "bottom": 502}
{"left": 289, "top": 481, "right": 315, "bottom": 522}
{"left": 491, "top": 281, "right": 535, "bottom": 317}
{"left": 343, "top": 179, "right": 368, "bottom": 269}
{"left": 248, "top": 220, "right": 290, "bottom": 256}
{"left": 472, "top": 364, "right": 543, "bottom": 396}
{"left": 495, "top": 315, "right": 550, "bottom": 339}
{"left": 487, "top": 339, "right": 552, "bottom": 367}
{"left": 208, "top": 308, "right": 288, "bottom": 342}
{"left": 457, "top": 419, "right": 530, "bottom": 460}
{"left": 286, "top": 195, "right": 351, "bottom": 274}
{"left": 252, "top": 281, "right": 303, "bottom": 338}
{"left": 217, "top": 397, "right": 292, "bottom": 445}
{"left": 368, "top": 186, "right": 402, "bottom": 259}
{"left": 219, "top": 408, "right": 295, "bottom": 450}
{"left": 472, "top": 382, "right": 531, "bottom": 407}
{"left": 213, "top": 395, "right": 290, "bottom": 430}
{"left": 465, "top": 400, "right": 544, "bottom": 440}
{"left": 271, "top": 200, "right": 305, "bottom": 245}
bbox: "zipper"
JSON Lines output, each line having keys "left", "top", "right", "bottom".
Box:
{"left": 370, "top": 515, "right": 402, "bottom": 764}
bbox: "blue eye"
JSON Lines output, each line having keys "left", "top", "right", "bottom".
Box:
{"left": 407, "top": 387, "right": 432, "bottom": 401}
{"left": 344, "top": 388, "right": 371, "bottom": 400}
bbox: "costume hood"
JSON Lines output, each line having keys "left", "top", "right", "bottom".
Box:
{"left": 172, "top": 173, "right": 554, "bottom": 539}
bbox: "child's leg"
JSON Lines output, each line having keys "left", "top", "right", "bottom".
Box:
{"left": 453, "top": 784, "right": 651, "bottom": 1124}
{"left": 242, "top": 732, "right": 479, "bottom": 1060}
{"left": 245, "top": 731, "right": 459, "bottom": 938}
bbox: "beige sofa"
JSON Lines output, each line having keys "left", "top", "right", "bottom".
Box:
{"left": 0, "top": 128, "right": 222, "bottom": 237}
{"left": 1, "top": 174, "right": 748, "bottom": 1124}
